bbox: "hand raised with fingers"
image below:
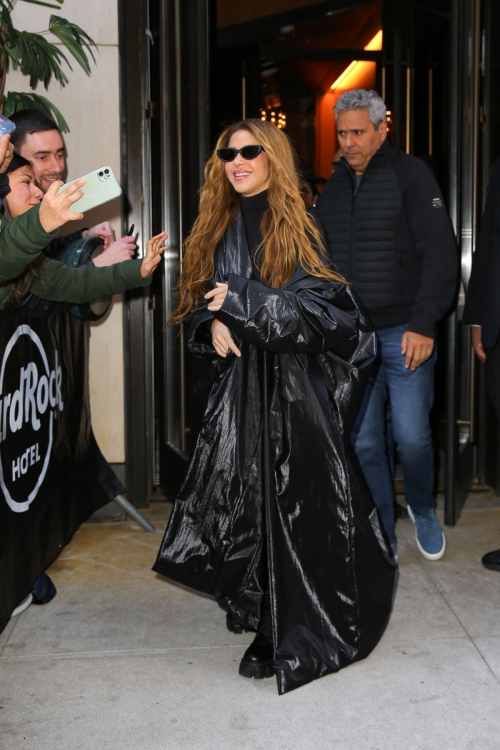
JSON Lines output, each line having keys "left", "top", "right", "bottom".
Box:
{"left": 83, "top": 221, "right": 115, "bottom": 249}
{"left": 39, "top": 179, "right": 86, "bottom": 233}
{"left": 140, "top": 231, "right": 168, "bottom": 278}
{"left": 401, "top": 331, "right": 434, "bottom": 371}
{"left": 211, "top": 319, "right": 241, "bottom": 358}
{"left": 93, "top": 236, "right": 137, "bottom": 267}
{"left": 0, "top": 134, "right": 14, "bottom": 174}
{"left": 205, "top": 282, "right": 228, "bottom": 311}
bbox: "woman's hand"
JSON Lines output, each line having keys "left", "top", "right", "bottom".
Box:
{"left": 211, "top": 319, "right": 241, "bottom": 358}
{"left": 83, "top": 221, "right": 115, "bottom": 249}
{"left": 205, "top": 282, "right": 228, "bottom": 311}
{"left": 0, "top": 134, "right": 14, "bottom": 174}
{"left": 93, "top": 235, "right": 136, "bottom": 267}
{"left": 140, "top": 231, "right": 168, "bottom": 278}
{"left": 38, "top": 179, "right": 86, "bottom": 232}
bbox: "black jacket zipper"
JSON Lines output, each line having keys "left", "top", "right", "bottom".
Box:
{"left": 348, "top": 189, "right": 356, "bottom": 280}
{"left": 347, "top": 169, "right": 366, "bottom": 281}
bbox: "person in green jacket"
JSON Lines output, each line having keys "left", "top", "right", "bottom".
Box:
{"left": 0, "top": 154, "right": 166, "bottom": 310}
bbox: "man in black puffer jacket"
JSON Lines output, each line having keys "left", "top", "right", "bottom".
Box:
{"left": 315, "top": 89, "right": 457, "bottom": 561}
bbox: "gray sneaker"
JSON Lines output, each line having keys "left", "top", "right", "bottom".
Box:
{"left": 407, "top": 506, "right": 446, "bottom": 561}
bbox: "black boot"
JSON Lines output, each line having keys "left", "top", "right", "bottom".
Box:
{"left": 226, "top": 611, "right": 253, "bottom": 634}
{"left": 239, "top": 597, "right": 274, "bottom": 679}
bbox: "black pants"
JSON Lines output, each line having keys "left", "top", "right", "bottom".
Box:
{"left": 485, "top": 340, "right": 500, "bottom": 421}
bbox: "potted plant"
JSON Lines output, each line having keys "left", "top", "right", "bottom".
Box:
{"left": 0, "top": 0, "right": 97, "bottom": 131}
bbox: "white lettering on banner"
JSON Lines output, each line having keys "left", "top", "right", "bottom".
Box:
{"left": 11, "top": 443, "right": 41, "bottom": 482}
{"left": 0, "top": 325, "right": 64, "bottom": 513}
{"left": 0, "top": 351, "right": 63, "bottom": 443}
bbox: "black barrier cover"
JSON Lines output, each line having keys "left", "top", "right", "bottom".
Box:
{"left": 0, "top": 311, "right": 124, "bottom": 632}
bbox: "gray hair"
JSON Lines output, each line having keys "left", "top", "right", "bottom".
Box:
{"left": 334, "top": 89, "right": 387, "bottom": 129}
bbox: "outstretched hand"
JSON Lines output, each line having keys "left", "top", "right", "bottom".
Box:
{"left": 83, "top": 221, "right": 115, "bottom": 249}
{"left": 93, "top": 235, "right": 136, "bottom": 267}
{"left": 140, "top": 231, "right": 168, "bottom": 278}
{"left": 205, "top": 282, "right": 228, "bottom": 311}
{"left": 38, "top": 179, "right": 86, "bottom": 233}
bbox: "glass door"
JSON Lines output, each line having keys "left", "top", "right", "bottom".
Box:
{"left": 155, "top": 0, "right": 213, "bottom": 482}
{"left": 470, "top": 0, "right": 500, "bottom": 494}
{"left": 444, "top": 0, "right": 482, "bottom": 524}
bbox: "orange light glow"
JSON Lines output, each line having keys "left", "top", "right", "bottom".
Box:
{"left": 330, "top": 30, "right": 383, "bottom": 90}
{"left": 365, "top": 30, "right": 383, "bottom": 51}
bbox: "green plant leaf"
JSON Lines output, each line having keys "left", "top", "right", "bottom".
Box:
{"left": 0, "top": 2, "right": 95, "bottom": 131}
{"left": 0, "top": 5, "right": 14, "bottom": 33}
{"left": 48, "top": 15, "right": 97, "bottom": 76}
{"left": 2, "top": 91, "right": 69, "bottom": 131}
{"left": 18, "top": 0, "right": 64, "bottom": 8}
{"left": 6, "top": 30, "right": 70, "bottom": 87}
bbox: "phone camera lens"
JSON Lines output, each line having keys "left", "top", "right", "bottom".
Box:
{"left": 104, "top": 169, "right": 109, "bottom": 174}
{"left": 98, "top": 171, "right": 103, "bottom": 177}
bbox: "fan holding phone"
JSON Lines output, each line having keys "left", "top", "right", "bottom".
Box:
{"left": 0, "top": 111, "right": 164, "bottom": 614}
{"left": 0, "top": 151, "right": 167, "bottom": 310}
{"left": 9, "top": 109, "right": 137, "bottom": 268}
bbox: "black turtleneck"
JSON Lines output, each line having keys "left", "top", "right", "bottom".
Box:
{"left": 240, "top": 189, "right": 268, "bottom": 280}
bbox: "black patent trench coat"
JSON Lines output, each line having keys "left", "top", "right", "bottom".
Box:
{"left": 153, "top": 211, "right": 396, "bottom": 694}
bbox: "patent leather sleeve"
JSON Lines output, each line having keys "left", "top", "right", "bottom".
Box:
{"left": 215, "top": 272, "right": 358, "bottom": 354}
{"left": 184, "top": 299, "right": 217, "bottom": 357}
{"left": 184, "top": 264, "right": 228, "bottom": 357}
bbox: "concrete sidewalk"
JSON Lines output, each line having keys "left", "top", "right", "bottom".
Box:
{"left": 1, "top": 498, "right": 500, "bottom": 750}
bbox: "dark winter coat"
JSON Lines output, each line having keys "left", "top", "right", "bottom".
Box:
{"left": 314, "top": 141, "right": 458, "bottom": 338}
{"left": 153, "top": 211, "right": 396, "bottom": 694}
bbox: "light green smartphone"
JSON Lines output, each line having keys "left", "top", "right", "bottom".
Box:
{"left": 57, "top": 166, "right": 122, "bottom": 213}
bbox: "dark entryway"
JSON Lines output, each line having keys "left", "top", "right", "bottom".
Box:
{"left": 119, "top": 0, "right": 500, "bottom": 524}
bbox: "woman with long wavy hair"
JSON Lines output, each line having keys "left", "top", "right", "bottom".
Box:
{"left": 154, "top": 119, "right": 395, "bottom": 694}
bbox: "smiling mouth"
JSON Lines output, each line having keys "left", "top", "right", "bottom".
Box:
{"left": 233, "top": 171, "right": 252, "bottom": 181}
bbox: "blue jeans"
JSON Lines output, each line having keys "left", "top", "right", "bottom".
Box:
{"left": 352, "top": 325, "right": 437, "bottom": 547}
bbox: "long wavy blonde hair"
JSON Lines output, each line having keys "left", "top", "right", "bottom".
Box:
{"left": 171, "top": 118, "right": 344, "bottom": 325}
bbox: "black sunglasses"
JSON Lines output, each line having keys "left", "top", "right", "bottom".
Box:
{"left": 217, "top": 145, "right": 265, "bottom": 162}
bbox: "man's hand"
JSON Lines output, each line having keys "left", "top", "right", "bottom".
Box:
{"left": 38, "top": 179, "right": 86, "bottom": 233}
{"left": 93, "top": 236, "right": 136, "bottom": 267}
{"left": 401, "top": 331, "right": 434, "bottom": 370}
{"left": 205, "top": 282, "right": 228, "bottom": 311}
{"left": 140, "top": 231, "right": 168, "bottom": 278}
{"left": 471, "top": 326, "right": 486, "bottom": 363}
{"left": 211, "top": 319, "right": 241, "bottom": 358}
{"left": 0, "top": 134, "right": 14, "bottom": 174}
{"left": 83, "top": 221, "right": 115, "bottom": 249}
